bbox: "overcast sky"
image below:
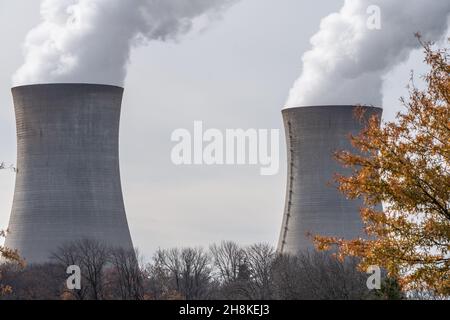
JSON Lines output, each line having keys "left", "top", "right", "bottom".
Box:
{"left": 0, "top": 0, "right": 447, "bottom": 260}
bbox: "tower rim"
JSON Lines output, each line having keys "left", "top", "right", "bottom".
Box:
{"left": 282, "top": 105, "right": 383, "bottom": 112}
{"left": 11, "top": 83, "right": 124, "bottom": 91}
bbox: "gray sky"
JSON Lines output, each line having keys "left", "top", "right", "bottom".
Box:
{"left": 0, "top": 0, "right": 446, "bottom": 260}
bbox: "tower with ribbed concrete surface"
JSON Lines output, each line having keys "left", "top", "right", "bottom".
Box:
{"left": 5, "top": 84, "right": 134, "bottom": 263}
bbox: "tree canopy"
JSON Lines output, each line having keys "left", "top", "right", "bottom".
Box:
{"left": 315, "top": 39, "right": 450, "bottom": 296}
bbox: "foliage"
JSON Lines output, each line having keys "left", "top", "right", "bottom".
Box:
{"left": 315, "top": 39, "right": 450, "bottom": 296}
{"left": 1, "top": 230, "right": 24, "bottom": 296}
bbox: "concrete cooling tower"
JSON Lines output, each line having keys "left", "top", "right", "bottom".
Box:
{"left": 278, "top": 105, "right": 383, "bottom": 255}
{"left": 5, "top": 84, "right": 134, "bottom": 264}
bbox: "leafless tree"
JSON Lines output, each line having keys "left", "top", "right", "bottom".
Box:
{"left": 144, "top": 257, "right": 173, "bottom": 300}
{"left": 209, "top": 241, "right": 251, "bottom": 299}
{"left": 50, "top": 241, "right": 87, "bottom": 300}
{"left": 108, "top": 247, "right": 144, "bottom": 300}
{"left": 272, "top": 250, "right": 375, "bottom": 300}
{"left": 242, "top": 243, "right": 276, "bottom": 300}
{"left": 52, "top": 239, "right": 109, "bottom": 300}
{"left": 149, "top": 247, "right": 212, "bottom": 300}
{"left": 271, "top": 254, "right": 305, "bottom": 300}
{"left": 2, "top": 241, "right": 402, "bottom": 300}
{"left": 209, "top": 242, "right": 276, "bottom": 300}
{"left": 210, "top": 241, "right": 245, "bottom": 284}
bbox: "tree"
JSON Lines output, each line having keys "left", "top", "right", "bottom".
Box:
{"left": 108, "top": 247, "right": 144, "bottom": 300}
{"left": 1, "top": 164, "right": 21, "bottom": 296}
{"left": 210, "top": 241, "right": 246, "bottom": 285}
{"left": 244, "top": 243, "right": 275, "bottom": 300}
{"left": 52, "top": 239, "right": 110, "bottom": 300}
{"left": 315, "top": 39, "right": 450, "bottom": 296}
{"left": 149, "top": 247, "right": 212, "bottom": 300}
{"left": 1, "top": 230, "right": 24, "bottom": 296}
{"left": 0, "top": 263, "right": 66, "bottom": 300}
{"left": 272, "top": 251, "right": 379, "bottom": 300}
{"left": 209, "top": 242, "right": 275, "bottom": 300}
{"left": 209, "top": 241, "right": 249, "bottom": 299}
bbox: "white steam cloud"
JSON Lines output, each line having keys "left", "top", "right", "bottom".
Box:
{"left": 286, "top": 0, "right": 450, "bottom": 108}
{"left": 13, "top": 0, "right": 238, "bottom": 86}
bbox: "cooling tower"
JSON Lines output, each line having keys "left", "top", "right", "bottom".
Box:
{"left": 5, "top": 84, "right": 134, "bottom": 264}
{"left": 278, "top": 105, "right": 383, "bottom": 255}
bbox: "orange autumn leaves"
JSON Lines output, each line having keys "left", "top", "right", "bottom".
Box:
{"left": 1, "top": 230, "right": 24, "bottom": 296}
{"left": 315, "top": 39, "right": 450, "bottom": 296}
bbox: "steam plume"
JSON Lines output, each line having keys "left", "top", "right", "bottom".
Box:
{"left": 286, "top": 0, "right": 450, "bottom": 108}
{"left": 13, "top": 0, "right": 238, "bottom": 86}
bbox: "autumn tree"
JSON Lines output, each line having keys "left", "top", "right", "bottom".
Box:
{"left": 1, "top": 230, "right": 24, "bottom": 296}
{"left": 1, "top": 163, "right": 23, "bottom": 296}
{"left": 0, "top": 263, "right": 66, "bottom": 300}
{"left": 315, "top": 39, "right": 450, "bottom": 296}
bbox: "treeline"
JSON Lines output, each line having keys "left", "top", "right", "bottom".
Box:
{"left": 0, "top": 239, "right": 402, "bottom": 300}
